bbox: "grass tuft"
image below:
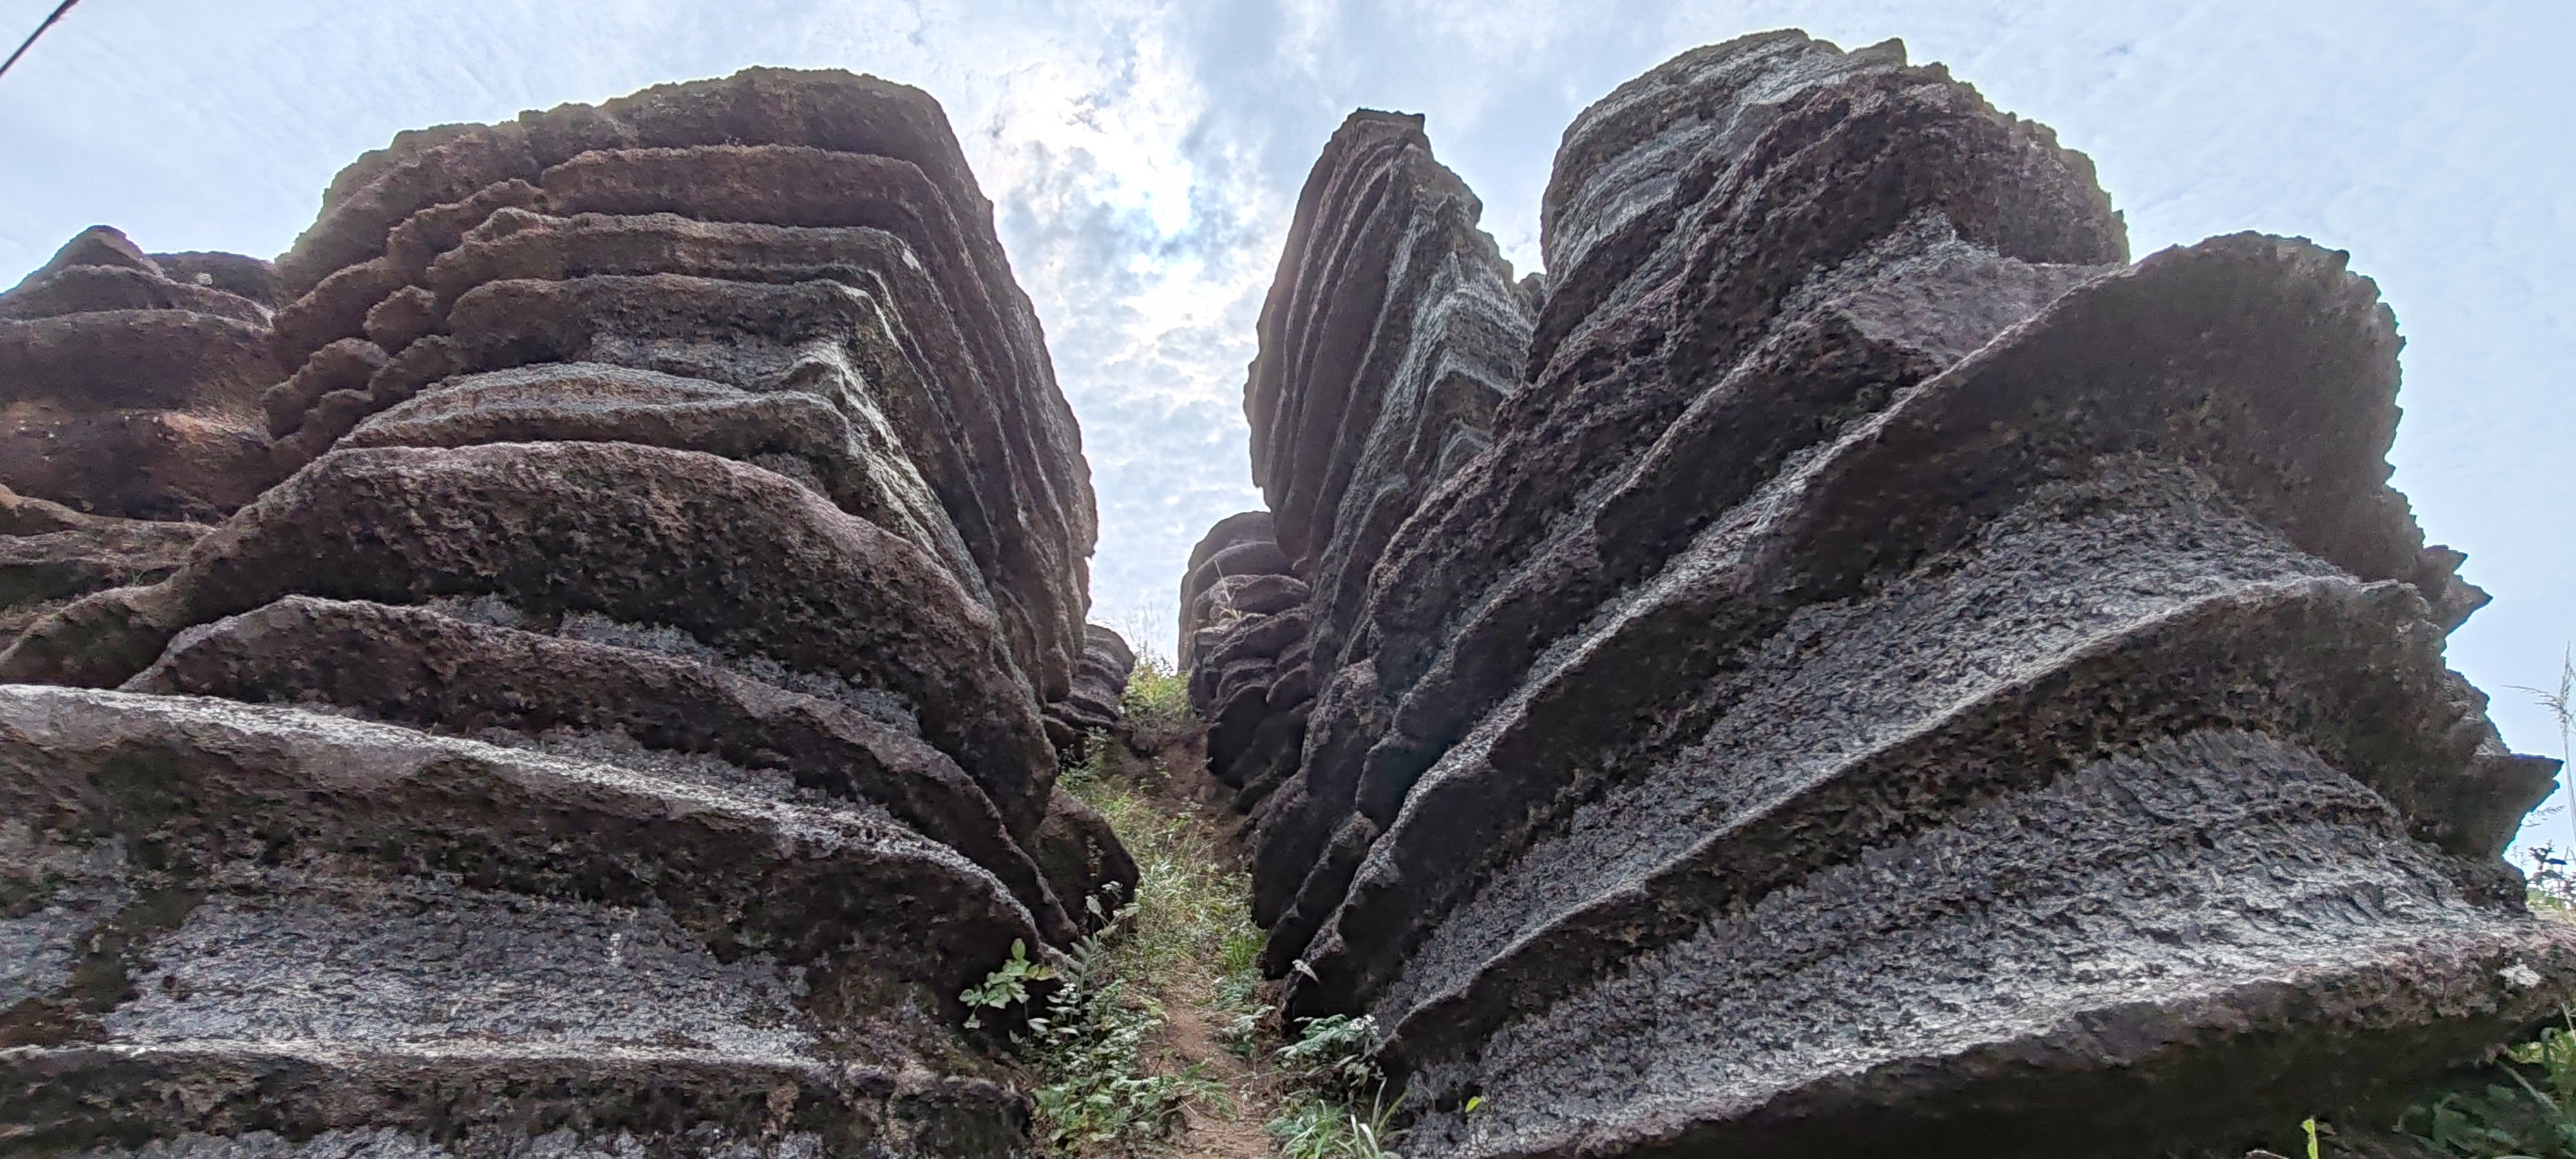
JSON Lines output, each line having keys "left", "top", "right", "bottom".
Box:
{"left": 1269, "top": 1089, "right": 1402, "bottom": 1159}
{"left": 1121, "top": 656, "right": 1194, "bottom": 749}
{"left": 1265, "top": 1015, "right": 1401, "bottom": 1159}
{"left": 969, "top": 730, "right": 1269, "bottom": 1156}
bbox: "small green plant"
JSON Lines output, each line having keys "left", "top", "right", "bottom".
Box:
{"left": 2511, "top": 1012, "right": 2576, "bottom": 1109}
{"left": 1269, "top": 1090, "right": 1402, "bottom": 1159}
{"left": 966, "top": 730, "right": 1276, "bottom": 1156}
{"left": 2514, "top": 646, "right": 2576, "bottom": 888}
{"left": 1212, "top": 959, "right": 1272, "bottom": 1059}
{"left": 1121, "top": 655, "right": 1193, "bottom": 747}
{"left": 961, "top": 939, "right": 1054, "bottom": 1030}
{"left": 1266, "top": 1015, "right": 1401, "bottom": 1159}
{"left": 1022, "top": 914, "right": 1223, "bottom": 1151}
{"left": 2526, "top": 844, "right": 2576, "bottom": 913}
{"left": 2407, "top": 1006, "right": 2576, "bottom": 1157}
{"left": 1276, "top": 1014, "right": 1383, "bottom": 1097}
{"left": 961, "top": 892, "right": 1224, "bottom": 1153}
{"left": 1059, "top": 730, "right": 1107, "bottom": 796}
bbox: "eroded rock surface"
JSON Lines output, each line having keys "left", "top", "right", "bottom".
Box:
{"left": 0, "top": 227, "right": 281, "bottom": 526}
{"left": 0, "top": 228, "right": 281, "bottom": 639}
{"left": 1188, "top": 29, "right": 2575, "bottom": 1158}
{"left": 3, "top": 68, "right": 1116, "bottom": 1159}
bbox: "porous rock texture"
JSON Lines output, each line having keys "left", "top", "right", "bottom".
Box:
{"left": 1191, "top": 30, "right": 2576, "bottom": 1158}
{"left": 1184, "top": 108, "right": 1530, "bottom": 826}
{"left": 2, "top": 70, "right": 1126, "bottom": 1159}
{"left": 1042, "top": 624, "right": 1139, "bottom": 755}
{"left": 0, "top": 229, "right": 285, "bottom": 638}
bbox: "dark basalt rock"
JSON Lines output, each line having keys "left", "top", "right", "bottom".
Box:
{"left": 2, "top": 69, "right": 1117, "bottom": 1159}
{"left": 0, "top": 228, "right": 284, "bottom": 523}
{"left": 122, "top": 593, "right": 1071, "bottom": 943}
{"left": 0, "top": 686, "right": 1036, "bottom": 1156}
{"left": 1177, "top": 513, "right": 1312, "bottom": 804}
{"left": 256, "top": 77, "right": 1093, "bottom": 706}
{"left": 1043, "top": 623, "right": 1139, "bottom": 757}
{"left": 1034, "top": 786, "right": 1141, "bottom": 932}
{"left": 1185, "top": 28, "right": 2575, "bottom": 1159}
{"left": 1186, "top": 101, "right": 1531, "bottom": 889}
{"left": 0, "top": 484, "right": 209, "bottom": 637}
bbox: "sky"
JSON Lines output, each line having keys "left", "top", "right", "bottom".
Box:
{"left": 2, "top": 1, "right": 2569, "bottom": 839}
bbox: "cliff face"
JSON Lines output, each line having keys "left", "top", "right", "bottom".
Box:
{"left": 1197, "top": 30, "right": 2575, "bottom": 1158}
{"left": 5, "top": 28, "right": 2570, "bottom": 1159}
{"left": 1184, "top": 109, "right": 1531, "bottom": 844}
{"left": 1, "top": 70, "right": 1120, "bottom": 1158}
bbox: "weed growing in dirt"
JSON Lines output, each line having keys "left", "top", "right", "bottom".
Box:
{"left": 1270, "top": 1090, "right": 1402, "bottom": 1159}
{"left": 1121, "top": 657, "right": 1194, "bottom": 748}
{"left": 1267, "top": 1015, "right": 1402, "bottom": 1159}
{"left": 1018, "top": 907, "right": 1226, "bottom": 1152}
{"left": 966, "top": 735, "right": 1269, "bottom": 1156}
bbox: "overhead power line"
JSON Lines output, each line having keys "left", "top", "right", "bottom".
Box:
{"left": 0, "top": 0, "right": 81, "bottom": 82}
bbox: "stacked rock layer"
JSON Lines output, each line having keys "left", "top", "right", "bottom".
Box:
{"left": 1184, "top": 109, "right": 1531, "bottom": 843}
{"left": 1, "top": 70, "right": 1123, "bottom": 1159}
{"left": 0, "top": 228, "right": 292, "bottom": 637}
{"left": 1195, "top": 30, "right": 2576, "bottom": 1158}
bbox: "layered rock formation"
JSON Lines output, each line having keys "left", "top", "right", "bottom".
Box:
{"left": 1198, "top": 30, "right": 2576, "bottom": 1158}
{"left": 0, "top": 226, "right": 285, "bottom": 525}
{"left": 1178, "top": 511, "right": 1307, "bottom": 811}
{"left": 1042, "top": 624, "right": 1139, "bottom": 754}
{"left": 0, "top": 229, "right": 289, "bottom": 636}
{"left": 1184, "top": 109, "right": 1531, "bottom": 829}
{"left": 3, "top": 70, "right": 1119, "bottom": 1158}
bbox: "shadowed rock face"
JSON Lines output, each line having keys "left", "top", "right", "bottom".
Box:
{"left": 1043, "top": 623, "right": 1139, "bottom": 753}
{"left": 0, "top": 228, "right": 282, "bottom": 522}
{"left": 1188, "top": 29, "right": 2573, "bottom": 1158}
{"left": 1184, "top": 109, "right": 1530, "bottom": 831}
{"left": 1, "top": 69, "right": 1120, "bottom": 1159}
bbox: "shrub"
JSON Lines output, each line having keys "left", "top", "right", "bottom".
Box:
{"left": 1121, "top": 655, "right": 1193, "bottom": 747}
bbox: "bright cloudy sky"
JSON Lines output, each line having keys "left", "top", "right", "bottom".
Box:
{"left": 3, "top": 0, "right": 2570, "bottom": 838}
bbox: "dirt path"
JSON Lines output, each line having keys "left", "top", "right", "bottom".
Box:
{"left": 1111, "top": 729, "right": 1285, "bottom": 1159}
{"left": 1159, "top": 996, "right": 1273, "bottom": 1159}
{"left": 1087, "top": 731, "right": 1288, "bottom": 1154}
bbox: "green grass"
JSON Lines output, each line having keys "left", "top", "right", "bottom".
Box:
{"left": 971, "top": 732, "right": 1269, "bottom": 1156}
{"left": 963, "top": 663, "right": 1430, "bottom": 1158}
{"left": 1121, "top": 655, "right": 1194, "bottom": 749}
{"left": 1265, "top": 1015, "right": 1402, "bottom": 1159}
{"left": 1017, "top": 918, "right": 1224, "bottom": 1153}
{"left": 1268, "top": 1089, "right": 1402, "bottom": 1159}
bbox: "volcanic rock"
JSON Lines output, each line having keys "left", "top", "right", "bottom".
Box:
{"left": 0, "top": 228, "right": 283, "bottom": 522}
{"left": 1187, "top": 29, "right": 2576, "bottom": 1158}
{"left": 1, "top": 69, "right": 1117, "bottom": 1159}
